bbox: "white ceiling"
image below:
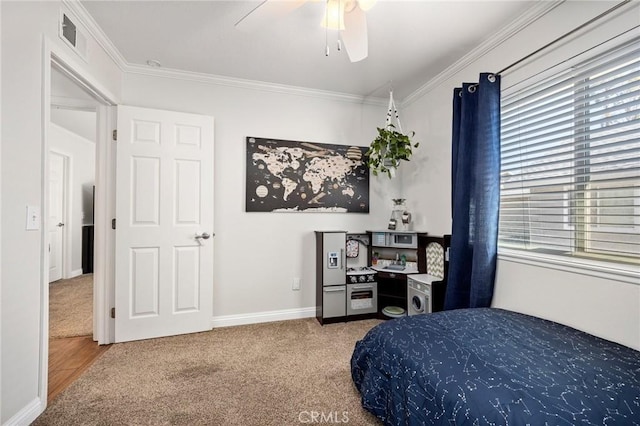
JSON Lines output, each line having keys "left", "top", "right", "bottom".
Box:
{"left": 50, "top": 107, "right": 97, "bottom": 142}
{"left": 51, "top": 65, "right": 102, "bottom": 109}
{"left": 50, "top": 65, "right": 100, "bottom": 140}
{"left": 80, "top": 0, "right": 540, "bottom": 101}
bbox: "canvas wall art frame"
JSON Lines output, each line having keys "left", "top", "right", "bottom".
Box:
{"left": 246, "top": 137, "right": 370, "bottom": 213}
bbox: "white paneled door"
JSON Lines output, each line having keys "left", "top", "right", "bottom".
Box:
{"left": 115, "top": 105, "right": 214, "bottom": 343}
{"left": 49, "top": 152, "right": 66, "bottom": 283}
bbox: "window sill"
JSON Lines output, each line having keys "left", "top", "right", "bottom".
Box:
{"left": 497, "top": 249, "right": 640, "bottom": 285}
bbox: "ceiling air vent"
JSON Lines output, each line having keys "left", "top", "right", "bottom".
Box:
{"left": 59, "top": 12, "right": 88, "bottom": 61}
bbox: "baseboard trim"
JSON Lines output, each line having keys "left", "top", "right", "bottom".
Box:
{"left": 3, "top": 396, "right": 44, "bottom": 426}
{"left": 69, "top": 269, "right": 84, "bottom": 279}
{"left": 211, "top": 307, "right": 316, "bottom": 328}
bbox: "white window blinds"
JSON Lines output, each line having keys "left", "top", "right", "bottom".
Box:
{"left": 499, "top": 37, "right": 640, "bottom": 266}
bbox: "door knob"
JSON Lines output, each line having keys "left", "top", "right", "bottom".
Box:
{"left": 195, "top": 232, "right": 212, "bottom": 240}
{"left": 57, "top": 222, "right": 65, "bottom": 227}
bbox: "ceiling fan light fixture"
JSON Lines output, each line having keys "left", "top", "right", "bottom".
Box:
{"left": 321, "top": 0, "right": 346, "bottom": 30}
{"left": 357, "top": 0, "right": 377, "bottom": 12}
{"left": 343, "top": 0, "right": 358, "bottom": 13}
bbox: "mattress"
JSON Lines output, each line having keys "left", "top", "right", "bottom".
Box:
{"left": 351, "top": 308, "right": 640, "bottom": 425}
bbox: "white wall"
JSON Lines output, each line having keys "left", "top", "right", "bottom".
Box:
{"left": 401, "top": 0, "right": 640, "bottom": 350}
{"left": 1, "top": 1, "right": 121, "bottom": 423}
{"left": 122, "top": 73, "right": 396, "bottom": 319}
{"left": 49, "top": 122, "right": 96, "bottom": 277}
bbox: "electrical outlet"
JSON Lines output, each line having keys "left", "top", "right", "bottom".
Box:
{"left": 292, "top": 277, "right": 301, "bottom": 291}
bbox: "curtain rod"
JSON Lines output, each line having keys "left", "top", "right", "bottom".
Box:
{"left": 495, "top": 0, "right": 631, "bottom": 77}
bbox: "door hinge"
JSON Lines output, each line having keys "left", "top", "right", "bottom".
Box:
{"left": 112, "top": 129, "right": 117, "bottom": 141}
{"left": 111, "top": 307, "right": 116, "bottom": 319}
{"left": 111, "top": 218, "right": 116, "bottom": 229}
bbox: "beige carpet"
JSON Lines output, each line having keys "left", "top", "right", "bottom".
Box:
{"left": 34, "top": 318, "right": 383, "bottom": 425}
{"left": 49, "top": 274, "right": 93, "bottom": 338}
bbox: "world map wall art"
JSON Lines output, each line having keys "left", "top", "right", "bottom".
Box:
{"left": 246, "top": 137, "right": 370, "bottom": 213}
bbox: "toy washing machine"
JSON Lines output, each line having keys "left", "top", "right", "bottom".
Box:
{"left": 407, "top": 274, "right": 438, "bottom": 315}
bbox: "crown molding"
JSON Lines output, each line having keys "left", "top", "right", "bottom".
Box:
{"left": 125, "top": 64, "right": 387, "bottom": 106}
{"left": 60, "top": 0, "right": 386, "bottom": 107}
{"left": 61, "top": 0, "right": 561, "bottom": 108}
{"left": 401, "top": 0, "right": 565, "bottom": 107}
{"left": 61, "top": 0, "right": 128, "bottom": 72}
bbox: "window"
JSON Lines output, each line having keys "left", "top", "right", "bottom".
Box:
{"left": 499, "top": 37, "right": 640, "bottom": 268}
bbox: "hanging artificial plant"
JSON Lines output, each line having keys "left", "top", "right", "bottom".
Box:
{"left": 366, "top": 124, "right": 418, "bottom": 178}
{"left": 366, "top": 91, "right": 419, "bottom": 178}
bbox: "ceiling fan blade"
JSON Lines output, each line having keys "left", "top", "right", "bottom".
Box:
{"left": 341, "top": 5, "right": 368, "bottom": 62}
{"left": 235, "top": 0, "right": 307, "bottom": 31}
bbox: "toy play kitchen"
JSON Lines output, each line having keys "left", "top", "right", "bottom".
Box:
{"left": 315, "top": 231, "right": 378, "bottom": 325}
{"left": 315, "top": 228, "right": 451, "bottom": 324}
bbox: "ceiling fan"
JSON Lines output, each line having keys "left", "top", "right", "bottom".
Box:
{"left": 234, "top": 0, "right": 376, "bottom": 63}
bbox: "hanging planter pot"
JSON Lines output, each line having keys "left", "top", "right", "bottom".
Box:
{"left": 366, "top": 91, "right": 419, "bottom": 178}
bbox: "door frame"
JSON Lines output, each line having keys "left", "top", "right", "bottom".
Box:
{"left": 40, "top": 36, "right": 118, "bottom": 410}
{"left": 48, "top": 150, "right": 71, "bottom": 281}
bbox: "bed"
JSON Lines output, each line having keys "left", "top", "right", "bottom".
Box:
{"left": 351, "top": 308, "right": 640, "bottom": 425}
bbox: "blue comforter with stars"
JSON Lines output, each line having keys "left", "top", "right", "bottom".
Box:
{"left": 351, "top": 308, "right": 640, "bottom": 425}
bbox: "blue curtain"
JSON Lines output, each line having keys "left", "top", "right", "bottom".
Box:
{"left": 445, "top": 73, "right": 501, "bottom": 310}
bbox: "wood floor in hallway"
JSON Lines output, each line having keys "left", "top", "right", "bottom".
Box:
{"left": 48, "top": 336, "right": 111, "bottom": 402}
